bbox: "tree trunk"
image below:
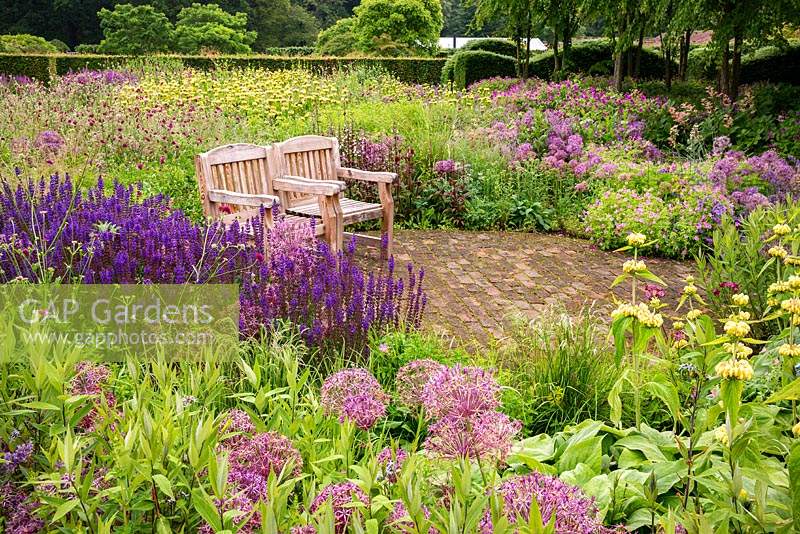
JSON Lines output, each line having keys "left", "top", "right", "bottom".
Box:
{"left": 664, "top": 35, "right": 673, "bottom": 90}
{"left": 562, "top": 25, "right": 571, "bottom": 70}
{"left": 678, "top": 29, "right": 692, "bottom": 81}
{"left": 613, "top": 38, "right": 624, "bottom": 91}
{"left": 523, "top": 12, "right": 531, "bottom": 79}
{"left": 634, "top": 26, "right": 644, "bottom": 79}
{"left": 730, "top": 32, "right": 742, "bottom": 101}
{"left": 553, "top": 34, "right": 560, "bottom": 74}
{"left": 719, "top": 40, "right": 730, "bottom": 97}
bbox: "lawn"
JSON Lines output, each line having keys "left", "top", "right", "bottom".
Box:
{"left": 1, "top": 64, "right": 799, "bottom": 533}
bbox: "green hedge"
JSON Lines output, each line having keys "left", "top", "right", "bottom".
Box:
{"left": 528, "top": 39, "right": 674, "bottom": 81}
{"left": 687, "top": 41, "right": 800, "bottom": 85}
{"left": 461, "top": 38, "right": 518, "bottom": 58}
{"left": 0, "top": 53, "right": 446, "bottom": 85}
{"left": 453, "top": 50, "right": 517, "bottom": 89}
{"left": 0, "top": 54, "right": 53, "bottom": 81}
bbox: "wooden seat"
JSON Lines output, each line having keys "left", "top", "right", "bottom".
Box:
{"left": 271, "top": 135, "right": 397, "bottom": 256}
{"left": 195, "top": 143, "right": 345, "bottom": 251}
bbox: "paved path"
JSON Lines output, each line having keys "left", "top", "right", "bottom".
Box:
{"left": 364, "top": 230, "right": 694, "bottom": 343}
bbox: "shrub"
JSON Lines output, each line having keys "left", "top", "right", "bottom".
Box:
{"left": 687, "top": 41, "right": 800, "bottom": 85}
{"left": 316, "top": 17, "right": 359, "bottom": 56}
{"left": 48, "top": 39, "right": 70, "bottom": 52}
{"left": 97, "top": 4, "right": 174, "bottom": 54}
{"left": 173, "top": 3, "right": 256, "bottom": 55}
{"left": 0, "top": 54, "right": 52, "bottom": 82}
{"left": 353, "top": 0, "right": 443, "bottom": 56}
{"left": 453, "top": 50, "right": 516, "bottom": 89}
{"left": 460, "top": 38, "right": 517, "bottom": 58}
{"left": 0, "top": 34, "right": 59, "bottom": 54}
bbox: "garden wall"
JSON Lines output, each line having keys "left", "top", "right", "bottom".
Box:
{"left": 0, "top": 53, "right": 446, "bottom": 85}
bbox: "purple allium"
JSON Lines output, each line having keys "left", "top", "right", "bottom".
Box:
{"left": 225, "top": 431, "right": 303, "bottom": 502}
{"left": 433, "top": 159, "right": 458, "bottom": 174}
{"left": 340, "top": 393, "right": 387, "bottom": 429}
{"left": 320, "top": 368, "right": 388, "bottom": 417}
{"left": 376, "top": 447, "right": 408, "bottom": 483}
{"left": 731, "top": 187, "right": 770, "bottom": 213}
{"left": 33, "top": 130, "right": 65, "bottom": 155}
{"left": 420, "top": 365, "right": 500, "bottom": 420}
{"left": 712, "top": 135, "right": 731, "bottom": 155}
{"left": 387, "top": 501, "right": 434, "bottom": 533}
{"left": 220, "top": 409, "right": 257, "bottom": 441}
{"left": 395, "top": 359, "right": 445, "bottom": 409}
{"left": 480, "top": 472, "right": 612, "bottom": 533}
{"left": 290, "top": 526, "right": 318, "bottom": 534}
{"left": 310, "top": 481, "right": 369, "bottom": 533}
{"left": 68, "top": 361, "right": 116, "bottom": 431}
{"left": 424, "top": 410, "right": 520, "bottom": 462}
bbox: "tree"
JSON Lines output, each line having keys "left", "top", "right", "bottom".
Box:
{"left": 247, "top": 0, "right": 318, "bottom": 49}
{"left": 297, "top": 0, "right": 360, "bottom": 29}
{"left": 471, "top": 0, "right": 534, "bottom": 77}
{"left": 316, "top": 17, "right": 360, "bottom": 55}
{"left": 353, "top": 0, "right": 444, "bottom": 55}
{"left": 97, "top": 4, "right": 174, "bottom": 54}
{"left": 174, "top": 3, "right": 256, "bottom": 54}
{"left": 0, "top": 34, "right": 60, "bottom": 53}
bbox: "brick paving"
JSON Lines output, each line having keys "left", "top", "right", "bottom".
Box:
{"left": 363, "top": 230, "right": 694, "bottom": 343}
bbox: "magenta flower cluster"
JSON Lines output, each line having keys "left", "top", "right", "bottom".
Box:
{"left": 419, "top": 364, "right": 520, "bottom": 462}
{"left": 480, "top": 472, "right": 612, "bottom": 533}
{"left": 395, "top": 359, "right": 445, "bottom": 409}
{"left": 376, "top": 446, "right": 408, "bottom": 483}
{"left": 0, "top": 482, "right": 43, "bottom": 534}
{"left": 320, "top": 368, "right": 389, "bottom": 429}
{"left": 309, "top": 481, "right": 369, "bottom": 533}
{"left": 68, "top": 361, "right": 116, "bottom": 431}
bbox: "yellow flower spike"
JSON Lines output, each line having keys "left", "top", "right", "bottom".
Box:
{"left": 781, "top": 297, "right": 800, "bottom": 314}
{"left": 773, "top": 223, "right": 791, "bottom": 236}
{"left": 622, "top": 260, "right": 647, "bottom": 274}
{"left": 724, "top": 342, "right": 753, "bottom": 359}
{"left": 723, "top": 320, "right": 750, "bottom": 338}
{"left": 627, "top": 232, "right": 646, "bottom": 247}
{"left": 686, "top": 309, "right": 702, "bottom": 320}
{"left": 768, "top": 246, "right": 788, "bottom": 259}
{"left": 783, "top": 256, "right": 800, "bottom": 266}
{"left": 793, "top": 422, "right": 800, "bottom": 438}
{"left": 683, "top": 284, "right": 698, "bottom": 296}
{"left": 788, "top": 275, "right": 800, "bottom": 291}
{"left": 778, "top": 344, "right": 800, "bottom": 358}
{"left": 731, "top": 293, "right": 749, "bottom": 307}
{"left": 714, "top": 425, "right": 729, "bottom": 446}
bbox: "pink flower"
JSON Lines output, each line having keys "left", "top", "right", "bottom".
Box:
{"left": 424, "top": 410, "right": 520, "bottom": 462}
{"left": 420, "top": 365, "right": 500, "bottom": 419}
{"left": 310, "top": 482, "right": 369, "bottom": 533}
{"left": 395, "top": 359, "right": 445, "bottom": 408}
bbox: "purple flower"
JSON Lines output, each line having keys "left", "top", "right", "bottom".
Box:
{"left": 69, "top": 361, "right": 116, "bottom": 431}
{"left": 643, "top": 283, "right": 666, "bottom": 301}
{"left": 712, "top": 135, "right": 732, "bottom": 155}
{"left": 2, "top": 440, "right": 34, "bottom": 474}
{"left": 310, "top": 482, "right": 369, "bottom": 533}
{"left": 420, "top": 365, "right": 500, "bottom": 419}
{"left": 321, "top": 368, "right": 388, "bottom": 429}
{"left": 395, "top": 359, "right": 445, "bottom": 408}
{"left": 0, "top": 483, "right": 43, "bottom": 534}
{"left": 33, "top": 131, "right": 65, "bottom": 155}
{"left": 424, "top": 410, "right": 520, "bottom": 462}
{"left": 340, "top": 393, "right": 387, "bottom": 429}
{"left": 376, "top": 447, "right": 408, "bottom": 483}
{"left": 480, "top": 472, "right": 613, "bottom": 533}
{"left": 433, "top": 159, "right": 457, "bottom": 174}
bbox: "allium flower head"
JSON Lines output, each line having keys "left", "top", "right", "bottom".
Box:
{"left": 395, "top": 359, "right": 445, "bottom": 408}
{"left": 310, "top": 482, "right": 369, "bottom": 533}
{"left": 220, "top": 409, "right": 256, "bottom": 440}
{"left": 321, "top": 368, "right": 388, "bottom": 429}
{"left": 34, "top": 130, "right": 65, "bottom": 155}
{"left": 424, "top": 410, "right": 520, "bottom": 462}
{"left": 340, "top": 393, "right": 387, "bottom": 429}
{"left": 420, "top": 364, "right": 500, "bottom": 419}
{"left": 480, "top": 472, "right": 611, "bottom": 533}
{"left": 226, "top": 431, "right": 303, "bottom": 502}
{"left": 387, "top": 501, "right": 434, "bottom": 533}
{"left": 69, "top": 361, "right": 116, "bottom": 431}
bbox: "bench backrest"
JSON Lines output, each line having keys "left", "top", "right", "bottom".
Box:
{"left": 195, "top": 143, "right": 274, "bottom": 220}
{"left": 272, "top": 135, "right": 340, "bottom": 208}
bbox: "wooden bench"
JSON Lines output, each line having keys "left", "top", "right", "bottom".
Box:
{"left": 271, "top": 135, "right": 397, "bottom": 257}
{"left": 195, "top": 143, "right": 347, "bottom": 251}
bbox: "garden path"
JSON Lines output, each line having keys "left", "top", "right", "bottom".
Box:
{"left": 364, "top": 230, "right": 694, "bottom": 344}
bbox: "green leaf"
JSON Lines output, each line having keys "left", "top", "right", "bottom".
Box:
{"left": 611, "top": 273, "right": 630, "bottom": 288}
{"left": 52, "top": 499, "right": 81, "bottom": 522}
{"left": 23, "top": 401, "right": 61, "bottom": 411}
{"left": 645, "top": 380, "right": 682, "bottom": 425}
{"left": 766, "top": 377, "right": 800, "bottom": 403}
{"left": 193, "top": 488, "right": 222, "bottom": 532}
{"left": 788, "top": 442, "right": 800, "bottom": 529}
{"left": 152, "top": 474, "right": 174, "bottom": 500}
{"left": 608, "top": 370, "right": 628, "bottom": 427}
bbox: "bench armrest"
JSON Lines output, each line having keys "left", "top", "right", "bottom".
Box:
{"left": 207, "top": 189, "right": 279, "bottom": 208}
{"left": 273, "top": 175, "right": 347, "bottom": 196}
{"left": 336, "top": 167, "right": 397, "bottom": 184}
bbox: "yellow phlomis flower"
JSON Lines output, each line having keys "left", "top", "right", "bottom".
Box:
{"left": 731, "top": 293, "right": 749, "bottom": 306}
{"left": 723, "top": 320, "right": 750, "bottom": 338}
{"left": 715, "top": 358, "right": 753, "bottom": 381}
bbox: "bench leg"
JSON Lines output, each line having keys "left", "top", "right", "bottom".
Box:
{"left": 378, "top": 183, "right": 394, "bottom": 260}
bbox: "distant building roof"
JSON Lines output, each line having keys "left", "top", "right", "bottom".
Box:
{"left": 438, "top": 37, "right": 547, "bottom": 51}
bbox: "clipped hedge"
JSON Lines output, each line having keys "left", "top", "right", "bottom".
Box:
{"left": 0, "top": 53, "right": 53, "bottom": 81}
{"left": 461, "top": 38, "right": 518, "bottom": 58}
{"left": 527, "top": 39, "right": 674, "bottom": 81}
{"left": 453, "top": 50, "right": 517, "bottom": 89}
{"left": 687, "top": 41, "right": 800, "bottom": 85}
{"left": 0, "top": 53, "right": 446, "bottom": 85}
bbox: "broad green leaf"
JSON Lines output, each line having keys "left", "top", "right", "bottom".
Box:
{"left": 152, "top": 474, "right": 174, "bottom": 499}
{"left": 766, "top": 377, "right": 800, "bottom": 403}
{"left": 52, "top": 499, "right": 81, "bottom": 522}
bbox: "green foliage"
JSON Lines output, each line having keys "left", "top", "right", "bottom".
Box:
{"left": 260, "top": 46, "right": 315, "bottom": 56}
{"left": 0, "top": 34, "right": 59, "bottom": 54}
{"left": 315, "top": 17, "right": 359, "bottom": 56}
{"left": 461, "top": 38, "right": 517, "bottom": 57}
{"left": 174, "top": 3, "right": 256, "bottom": 54}
{"left": 0, "top": 53, "right": 53, "bottom": 82}
{"left": 248, "top": 0, "right": 319, "bottom": 50}
{"left": 688, "top": 41, "right": 800, "bottom": 85}
{"left": 486, "top": 307, "right": 619, "bottom": 435}
{"left": 48, "top": 38, "right": 70, "bottom": 52}
{"left": 790, "top": 441, "right": 800, "bottom": 529}
{"left": 353, "top": 0, "right": 443, "bottom": 56}
{"left": 452, "top": 50, "right": 516, "bottom": 89}
{"left": 96, "top": 4, "right": 174, "bottom": 55}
